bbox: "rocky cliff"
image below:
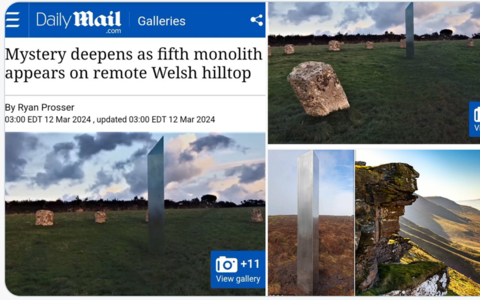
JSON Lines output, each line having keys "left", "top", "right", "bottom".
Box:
{"left": 355, "top": 162, "right": 420, "bottom": 291}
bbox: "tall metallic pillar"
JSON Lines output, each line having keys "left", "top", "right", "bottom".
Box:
{"left": 405, "top": 2, "right": 414, "bottom": 59}
{"left": 148, "top": 137, "right": 165, "bottom": 253}
{"left": 297, "top": 151, "right": 319, "bottom": 295}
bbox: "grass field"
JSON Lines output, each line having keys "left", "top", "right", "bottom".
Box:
{"left": 268, "top": 40, "right": 480, "bottom": 144}
{"left": 5, "top": 208, "right": 265, "bottom": 296}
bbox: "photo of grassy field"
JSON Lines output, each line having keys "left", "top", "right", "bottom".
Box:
{"left": 268, "top": 2, "right": 480, "bottom": 144}
{"left": 5, "top": 132, "right": 266, "bottom": 296}
{"left": 269, "top": 41, "right": 479, "bottom": 144}
{"left": 6, "top": 208, "right": 265, "bottom": 296}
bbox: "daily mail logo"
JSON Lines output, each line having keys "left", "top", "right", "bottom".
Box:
{"left": 469, "top": 102, "right": 480, "bottom": 137}
{"left": 37, "top": 11, "right": 121, "bottom": 29}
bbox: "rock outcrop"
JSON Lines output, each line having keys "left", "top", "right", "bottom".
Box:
{"left": 400, "top": 39, "right": 406, "bottom": 49}
{"left": 287, "top": 61, "right": 349, "bottom": 117}
{"left": 383, "top": 267, "right": 449, "bottom": 296}
{"left": 329, "top": 40, "right": 341, "bottom": 51}
{"left": 36, "top": 210, "right": 54, "bottom": 226}
{"left": 355, "top": 163, "right": 420, "bottom": 291}
{"left": 284, "top": 44, "right": 295, "bottom": 55}
{"left": 251, "top": 209, "right": 263, "bottom": 222}
{"left": 467, "top": 38, "right": 474, "bottom": 47}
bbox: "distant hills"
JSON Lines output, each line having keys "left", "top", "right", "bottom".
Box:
{"left": 400, "top": 195, "right": 480, "bottom": 287}
{"left": 404, "top": 195, "right": 480, "bottom": 250}
{"left": 458, "top": 199, "right": 480, "bottom": 211}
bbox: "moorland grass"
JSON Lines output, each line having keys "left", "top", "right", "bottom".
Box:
{"left": 5, "top": 208, "right": 265, "bottom": 296}
{"left": 268, "top": 40, "right": 480, "bottom": 144}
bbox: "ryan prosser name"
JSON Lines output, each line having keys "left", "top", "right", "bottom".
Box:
{"left": 5, "top": 103, "right": 75, "bottom": 114}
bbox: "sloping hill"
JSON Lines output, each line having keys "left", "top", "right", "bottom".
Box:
{"left": 457, "top": 199, "right": 480, "bottom": 213}
{"left": 400, "top": 217, "right": 480, "bottom": 285}
{"left": 404, "top": 195, "right": 480, "bottom": 250}
{"left": 400, "top": 240, "right": 480, "bottom": 296}
{"left": 424, "top": 196, "right": 464, "bottom": 212}
{"left": 426, "top": 196, "right": 480, "bottom": 218}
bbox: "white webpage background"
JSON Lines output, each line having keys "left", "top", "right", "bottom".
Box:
{"left": 1, "top": 1, "right": 476, "bottom": 300}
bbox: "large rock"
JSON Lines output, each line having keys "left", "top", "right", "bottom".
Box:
{"left": 287, "top": 61, "right": 350, "bottom": 117}
{"left": 95, "top": 211, "right": 107, "bottom": 223}
{"left": 355, "top": 163, "right": 419, "bottom": 291}
{"left": 329, "top": 40, "right": 341, "bottom": 51}
{"left": 383, "top": 266, "right": 449, "bottom": 296}
{"left": 268, "top": 45, "right": 271, "bottom": 56}
{"left": 284, "top": 44, "right": 295, "bottom": 55}
{"left": 365, "top": 41, "right": 374, "bottom": 49}
{"left": 467, "top": 38, "right": 474, "bottom": 47}
{"left": 400, "top": 39, "right": 406, "bottom": 48}
{"left": 251, "top": 209, "right": 263, "bottom": 222}
{"left": 355, "top": 161, "right": 366, "bottom": 166}
{"left": 36, "top": 210, "right": 54, "bottom": 226}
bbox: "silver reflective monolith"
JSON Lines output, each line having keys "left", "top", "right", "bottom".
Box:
{"left": 405, "top": 2, "right": 414, "bottom": 59}
{"left": 148, "top": 137, "right": 164, "bottom": 253}
{"left": 297, "top": 151, "right": 319, "bottom": 295}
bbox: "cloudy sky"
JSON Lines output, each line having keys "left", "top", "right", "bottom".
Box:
{"left": 268, "top": 150, "right": 354, "bottom": 216}
{"left": 356, "top": 150, "right": 480, "bottom": 201}
{"left": 5, "top": 132, "right": 265, "bottom": 203}
{"left": 269, "top": 2, "right": 480, "bottom": 36}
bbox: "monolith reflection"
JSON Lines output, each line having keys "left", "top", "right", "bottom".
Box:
{"left": 297, "top": 151, "right": 319, "bottom": 295}
{"left": 148, "top": 137, "right": 165, "bottom": 253}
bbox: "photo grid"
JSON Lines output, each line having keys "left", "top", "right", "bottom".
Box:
{"left": 3, "top": 1, "right": 480, "bottom": 299}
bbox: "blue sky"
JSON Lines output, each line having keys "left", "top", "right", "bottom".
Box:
{"left": 269, "top": 2, "right": 480, "bottom": 36}
{"left": 5, "top": 132, "right": 265, "bottom": 203}
{"left": 356, "top": 150, "right": 480, "bottom": 201}
{"left": 268, "top": 150, "right": 354, "bottom": 216}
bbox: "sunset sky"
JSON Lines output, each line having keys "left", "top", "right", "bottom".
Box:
{"left": 269, "top": 2, "right": 480, "bottom": 36}
{"left": 5, "top": 132, "right": 265, "bottom": 203}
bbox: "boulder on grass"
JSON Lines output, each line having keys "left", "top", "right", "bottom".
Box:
{"left": 400, "top": 39, "right": 406, "bottom": 48}
{"left": 329, "top": 40, "right": 341, "bottom": 51}
{"left": 36, "top": 210, "right": 54, "bottom": 226}
{"left": 365, "top": 41, "right": 374, "bottom": 49}
{"left": 287, "top": 61, "right": 350, "bottom": 117}
{"left": 95, "top": 211, "right": 107, "bottom": 224}
{"left": 467, "top": 38, "right": 474, "bottom": 47}
{"left": 251, "top": 209, "right": 263, "bottom": 223}
{"left": 146, "top": 210, "right": 148, "bottom": 223}
{"left": 284, "top": 44, "right": 295, "bottom": 54}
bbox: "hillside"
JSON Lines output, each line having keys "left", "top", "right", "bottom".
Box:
{"left": 458, "top": 199, "right": 480, "bottom": 212}
{"left": 268, "top": 215, "right": 354, "bottom": 296}
{"left": 404, "top": 195, "right": 480, "bottom": 250}
{"left": 400, "top": 240, "right": 480, "bottom": 296}
{"left": 400, "top": 217, "right": 480, "bottom": 285}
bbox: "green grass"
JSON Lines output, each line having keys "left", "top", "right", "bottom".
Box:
{"left": 358, "top": 261, "right": 446, "bottom": 296}
{"left": 5, "top": 208, "right": 265, "bottom": 296}
{"left": 268, "top": 41, "right": 480, "bottom": 144}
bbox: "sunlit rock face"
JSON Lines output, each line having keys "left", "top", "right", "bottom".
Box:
{"left": 355, "top": 163, "right": 419, "bottom": 291}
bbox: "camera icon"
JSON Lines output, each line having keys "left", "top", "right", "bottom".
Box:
{"left": 216, "top": 256, "right": 238, "bottom": 273}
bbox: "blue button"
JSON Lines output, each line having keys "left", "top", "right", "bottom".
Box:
{"left": 211, "top": 250, "right": 265, "bottom": 288}
{"left": 469, "top": 102, "right": 480, "bottom": 137}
